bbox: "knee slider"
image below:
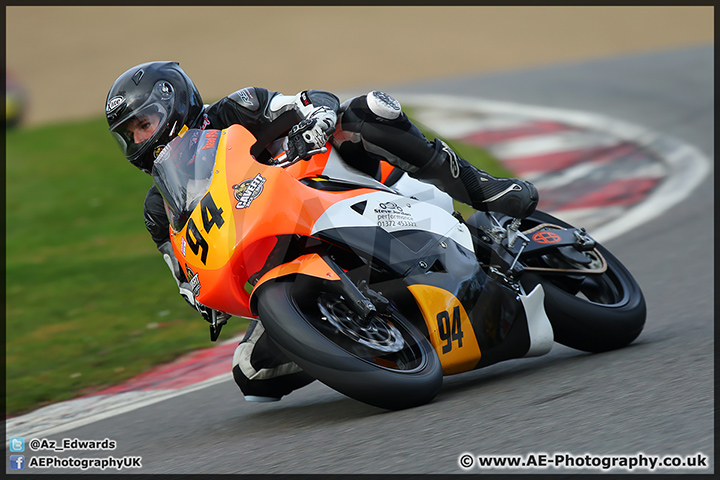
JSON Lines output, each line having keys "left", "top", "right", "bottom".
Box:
{"left": 366, "top": 91, "right": 402, "bottom": 120}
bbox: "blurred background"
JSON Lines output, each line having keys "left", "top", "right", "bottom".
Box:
{"left": 6, "top": 6, "right": 713, "bottom": 127}
{"left": 5, "top": 6, "right": 713, "bottom": 416}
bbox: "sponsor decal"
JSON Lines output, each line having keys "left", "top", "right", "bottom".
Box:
{"left": 143, "top": 211, "right": 157, "bottom": 230}
{"left": 153, "top": 144, "right": 166, "bottom": 159}
{"left": 180, "top": 236, "right": 187, "bottom": 256}
{"left": 231, "top": 88, "right": 259, "bottom": 111}
{"left": 106, "top": 95, "right": 125, "bottom": 114}
{"left": 201, "top": 130, "right": 220, "bottom": 150}
{"left": 237, "top": 88, "right": 252, "bottom": 105}
{"left": 483, "top": 183, "right": 523, "bottom": 203}
{"left": 233, "top": 174, "right": 266, "bottom": 209}
{"left": 373, "top": 201, "right": 417, "bottom": 228}
{"left": 448, "top": 153, "right": 460, "bottom": 178}
{"left": 300, "top": 91, "right": 311, "bottom": 106}
{"left": 440, "top": 141, "right": 460, "bottom": 178}
{"left": 532, "top": 231, "right": 562, "bottom": 244}
{"left": 377, "top": 201, "right": 403, "bottom": 213}
{"left": 201, "top": 113, "right": 210, "bottom": 130}
{"left": 186, "top": 266, "right": 201, "bottom": 296}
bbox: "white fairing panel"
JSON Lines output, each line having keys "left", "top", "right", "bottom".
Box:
{"left": 310, "top": 191, "right": 475, "bottom": 253}
{"left": 390, "top": 172, "right": 455, "bottom": 213}
{"left": 519, "top": 284, "right": 554, "bottom": 357}
{"left": 320, "top": 147, "right": 454, "bottom": 211}
{"left": 320, "top": 148, "right": 395, "bottom": 192}
{"left": 311, "top": 147, "right": 473, "bottom": 251}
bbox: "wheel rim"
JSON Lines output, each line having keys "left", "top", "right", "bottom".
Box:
{"left": 318, "top": 295, "right": 405, "bottom": 353}
{"left": 527, "top": 248, "right": 629, "bottom": 306}
{"left": 514, "top": 216, "right": 630, "bottom": 306}
{"left": 301, "top": 292, "right": 428, "bottom": 372}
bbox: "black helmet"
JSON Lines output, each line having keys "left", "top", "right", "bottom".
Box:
{"left": 106, "top": 61, "right": 203, "bottom": 174}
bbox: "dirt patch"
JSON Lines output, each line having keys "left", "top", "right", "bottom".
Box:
{"left": 6, "top": 6, "right": 712, "bottom": 126}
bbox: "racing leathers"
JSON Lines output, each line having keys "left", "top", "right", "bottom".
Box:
{"left": 144, "top": 88, "right": 538, "bottom": 402}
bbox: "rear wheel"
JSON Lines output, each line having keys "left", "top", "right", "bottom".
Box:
{"left": 468, "top": 210, "right": 646, "bottom": 353}
{"left": 518, "top": 211, "right": 646, "bottom": 352}
{"left": 255, "top": 278, "right": 443, "bottom": 410}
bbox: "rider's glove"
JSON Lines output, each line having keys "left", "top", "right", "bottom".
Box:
{"left": 159, "top": 241, "right": 231, "bottom": 324}
{"left": 183, "top": 290, "right": 231, "bottom": 325}
{"left": 286, "top": 106, "right": 337, "bottom": 162}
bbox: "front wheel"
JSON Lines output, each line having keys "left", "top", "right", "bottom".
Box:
{"left": 255, "top": 278, "right": 443, "bottom": 410}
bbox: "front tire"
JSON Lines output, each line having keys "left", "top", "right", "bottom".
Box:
{"left": 255, "top": 278, "right": 443, "bottom": 410}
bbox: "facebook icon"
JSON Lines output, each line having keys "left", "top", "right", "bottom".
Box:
{"left": 9, "top": 455, "right": 25, "bottom": 470}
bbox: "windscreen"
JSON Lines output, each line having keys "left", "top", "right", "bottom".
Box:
{"left": 151, "top": 129, "right": 221, "bottom": 231}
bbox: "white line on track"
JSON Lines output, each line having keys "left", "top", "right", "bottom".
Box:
{"left": 6, "top": 374, "right": 234, "bottom": 441}
{"left": 398, "top": 94, "right": 711, "bottom": 243}
{"left": 487, "top": 130, "right": 619, "bottom": 159}
{"left": 527, "top": 161, "right": 667, "bottom": 189}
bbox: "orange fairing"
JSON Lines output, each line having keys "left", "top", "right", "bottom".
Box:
{"left": 379, "top": 161, "right": 396, "bottom": 183}
{"left": 169, "top": 125, "right": 372, "bottom": 318}
{"left": 248, "top": 254, "right": 341, "bottom": 311}
{"left": 284, "top": 149, "right": 332, "bottom": 179}
{"left": 286, "top": 154, "right": 397, "bottom": 184}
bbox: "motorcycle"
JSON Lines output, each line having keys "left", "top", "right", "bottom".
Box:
{"left": 152, "top": 125, "right": 646, "bottom": 410}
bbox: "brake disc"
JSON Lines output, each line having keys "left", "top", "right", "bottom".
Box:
{"left": 318, "top": 296, "right": 405, "bottom": 353}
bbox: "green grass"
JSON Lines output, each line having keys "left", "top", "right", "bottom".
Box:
{"left": 5, "top": 114, "right": 505, "bottom": 417}
{"left": 5, "top": 118, "right": 251, "bottom": 416}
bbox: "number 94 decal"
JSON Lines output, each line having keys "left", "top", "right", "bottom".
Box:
{"left": 437, "top": 306, "right": 464, "bottom": 353}
{"left": 184, "top": 192, "right": 224, "bottom": 265}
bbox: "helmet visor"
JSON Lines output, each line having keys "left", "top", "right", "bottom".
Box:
{"left": 109, "top": 103, "right": 169, "bottom": 160}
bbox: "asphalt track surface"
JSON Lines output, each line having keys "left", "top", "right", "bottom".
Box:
{"left": 13, "top": 46, "right": 713, "bottom": 475}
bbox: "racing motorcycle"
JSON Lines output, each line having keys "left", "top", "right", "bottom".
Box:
{"left": 152, "top": 125, "right": 646, "bottom": 410}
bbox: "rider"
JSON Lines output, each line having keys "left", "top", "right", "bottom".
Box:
{"left": 106, "top": 61, "right": 538, "bottom": 402}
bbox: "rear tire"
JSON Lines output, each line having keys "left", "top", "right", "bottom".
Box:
{"left": 255, "top": 278, "right": 443, "bottom": 410}
{"left": 518, "top": 211, "right": 646, "bottom": 352}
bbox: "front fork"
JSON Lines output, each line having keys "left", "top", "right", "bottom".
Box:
{"left": 320, "top": 252, "right": 389, "bottom": 326}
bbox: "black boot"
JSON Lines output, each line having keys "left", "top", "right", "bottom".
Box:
{"left": 412, "top": 139, "right": 538, "bottom": 218}
{"left": 232, "top": 319, "right": 316, "bottom": 402}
